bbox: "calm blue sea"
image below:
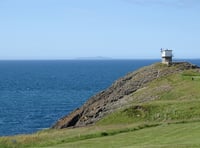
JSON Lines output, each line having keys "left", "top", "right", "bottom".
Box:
{"left": 0, "top": 59, "right": 199, "bottom": 136}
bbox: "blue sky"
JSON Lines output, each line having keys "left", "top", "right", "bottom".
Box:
{"left": 0, "top": 0, "right": 200, "bottom": 59}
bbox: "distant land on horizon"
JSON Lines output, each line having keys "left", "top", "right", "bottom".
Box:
{"left": 75, "top": 56, "right": 113, "bottom": 60}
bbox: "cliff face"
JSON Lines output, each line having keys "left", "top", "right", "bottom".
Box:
{"left": 52, "top": 62, "right": 199, "bottom": 129}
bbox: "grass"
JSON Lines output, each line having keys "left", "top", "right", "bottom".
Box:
{"left": 2, "top": 121, "right": 200, "bottom": 148}
{"left": 97, "top": 100, "right": 200, "bottom": 125}
{"left": 1, "top": 68, "right": 200, "bottom": 148}
{"left": 0, "top": 123, "right": 161, "bottom": 148}
{"left": 98, "top": 69, "right": 200, "bottom": 125}
{"left": 50, "top": 122, "right": 200, "bottom": 148}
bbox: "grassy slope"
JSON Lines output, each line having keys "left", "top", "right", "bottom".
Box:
{"left": 50, "top": 122, "right": 200, "bottom": 148}
{"left": 1, "top": 68, "right": 200, "bottom": 148}
{"left": 98, "top": 68, "right": 200, "bottom": 125}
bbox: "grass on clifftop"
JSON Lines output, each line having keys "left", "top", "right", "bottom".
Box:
{"left": 1, "top": 68, "right": 200, "bottom": 148}
{"left": 98, "top": 69, "right": 200, "bottom": 125}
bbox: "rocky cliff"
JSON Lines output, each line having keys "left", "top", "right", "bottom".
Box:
{"left": 52, "top": 62, "right": 199, "bottom": 129}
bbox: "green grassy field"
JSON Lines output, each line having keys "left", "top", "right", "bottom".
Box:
{"left": 1, "top": 68, "right": 200, "bottom": 148}
{"left": 47, "top": 122, "right": 200, "bottom": 148}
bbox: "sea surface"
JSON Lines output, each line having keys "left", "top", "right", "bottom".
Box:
{"left": 0, "top": 59, "right": 199, "bottom": 136}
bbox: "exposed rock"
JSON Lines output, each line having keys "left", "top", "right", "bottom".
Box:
{"left": 52, "top": 62, "right": 199, "bottom": 129}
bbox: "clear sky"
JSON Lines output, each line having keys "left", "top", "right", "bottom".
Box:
{"left": 0, "top": 0, "right": 200, "bottom": 59}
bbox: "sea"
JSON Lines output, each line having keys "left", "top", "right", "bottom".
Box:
{"left": 0, "top": 59, "right": 200, "bottom": 136}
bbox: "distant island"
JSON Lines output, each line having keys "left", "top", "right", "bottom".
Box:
{"left": 75, "top": 56, "right": 112, "bottom": 60}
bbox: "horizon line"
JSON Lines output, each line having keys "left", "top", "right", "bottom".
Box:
{"left": 0, "top": 58, "right": 199, "bottom": 61}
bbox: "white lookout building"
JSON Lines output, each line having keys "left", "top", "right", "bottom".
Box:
{"left": 161, "top": 48, "right": 173, "bottom": 64}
